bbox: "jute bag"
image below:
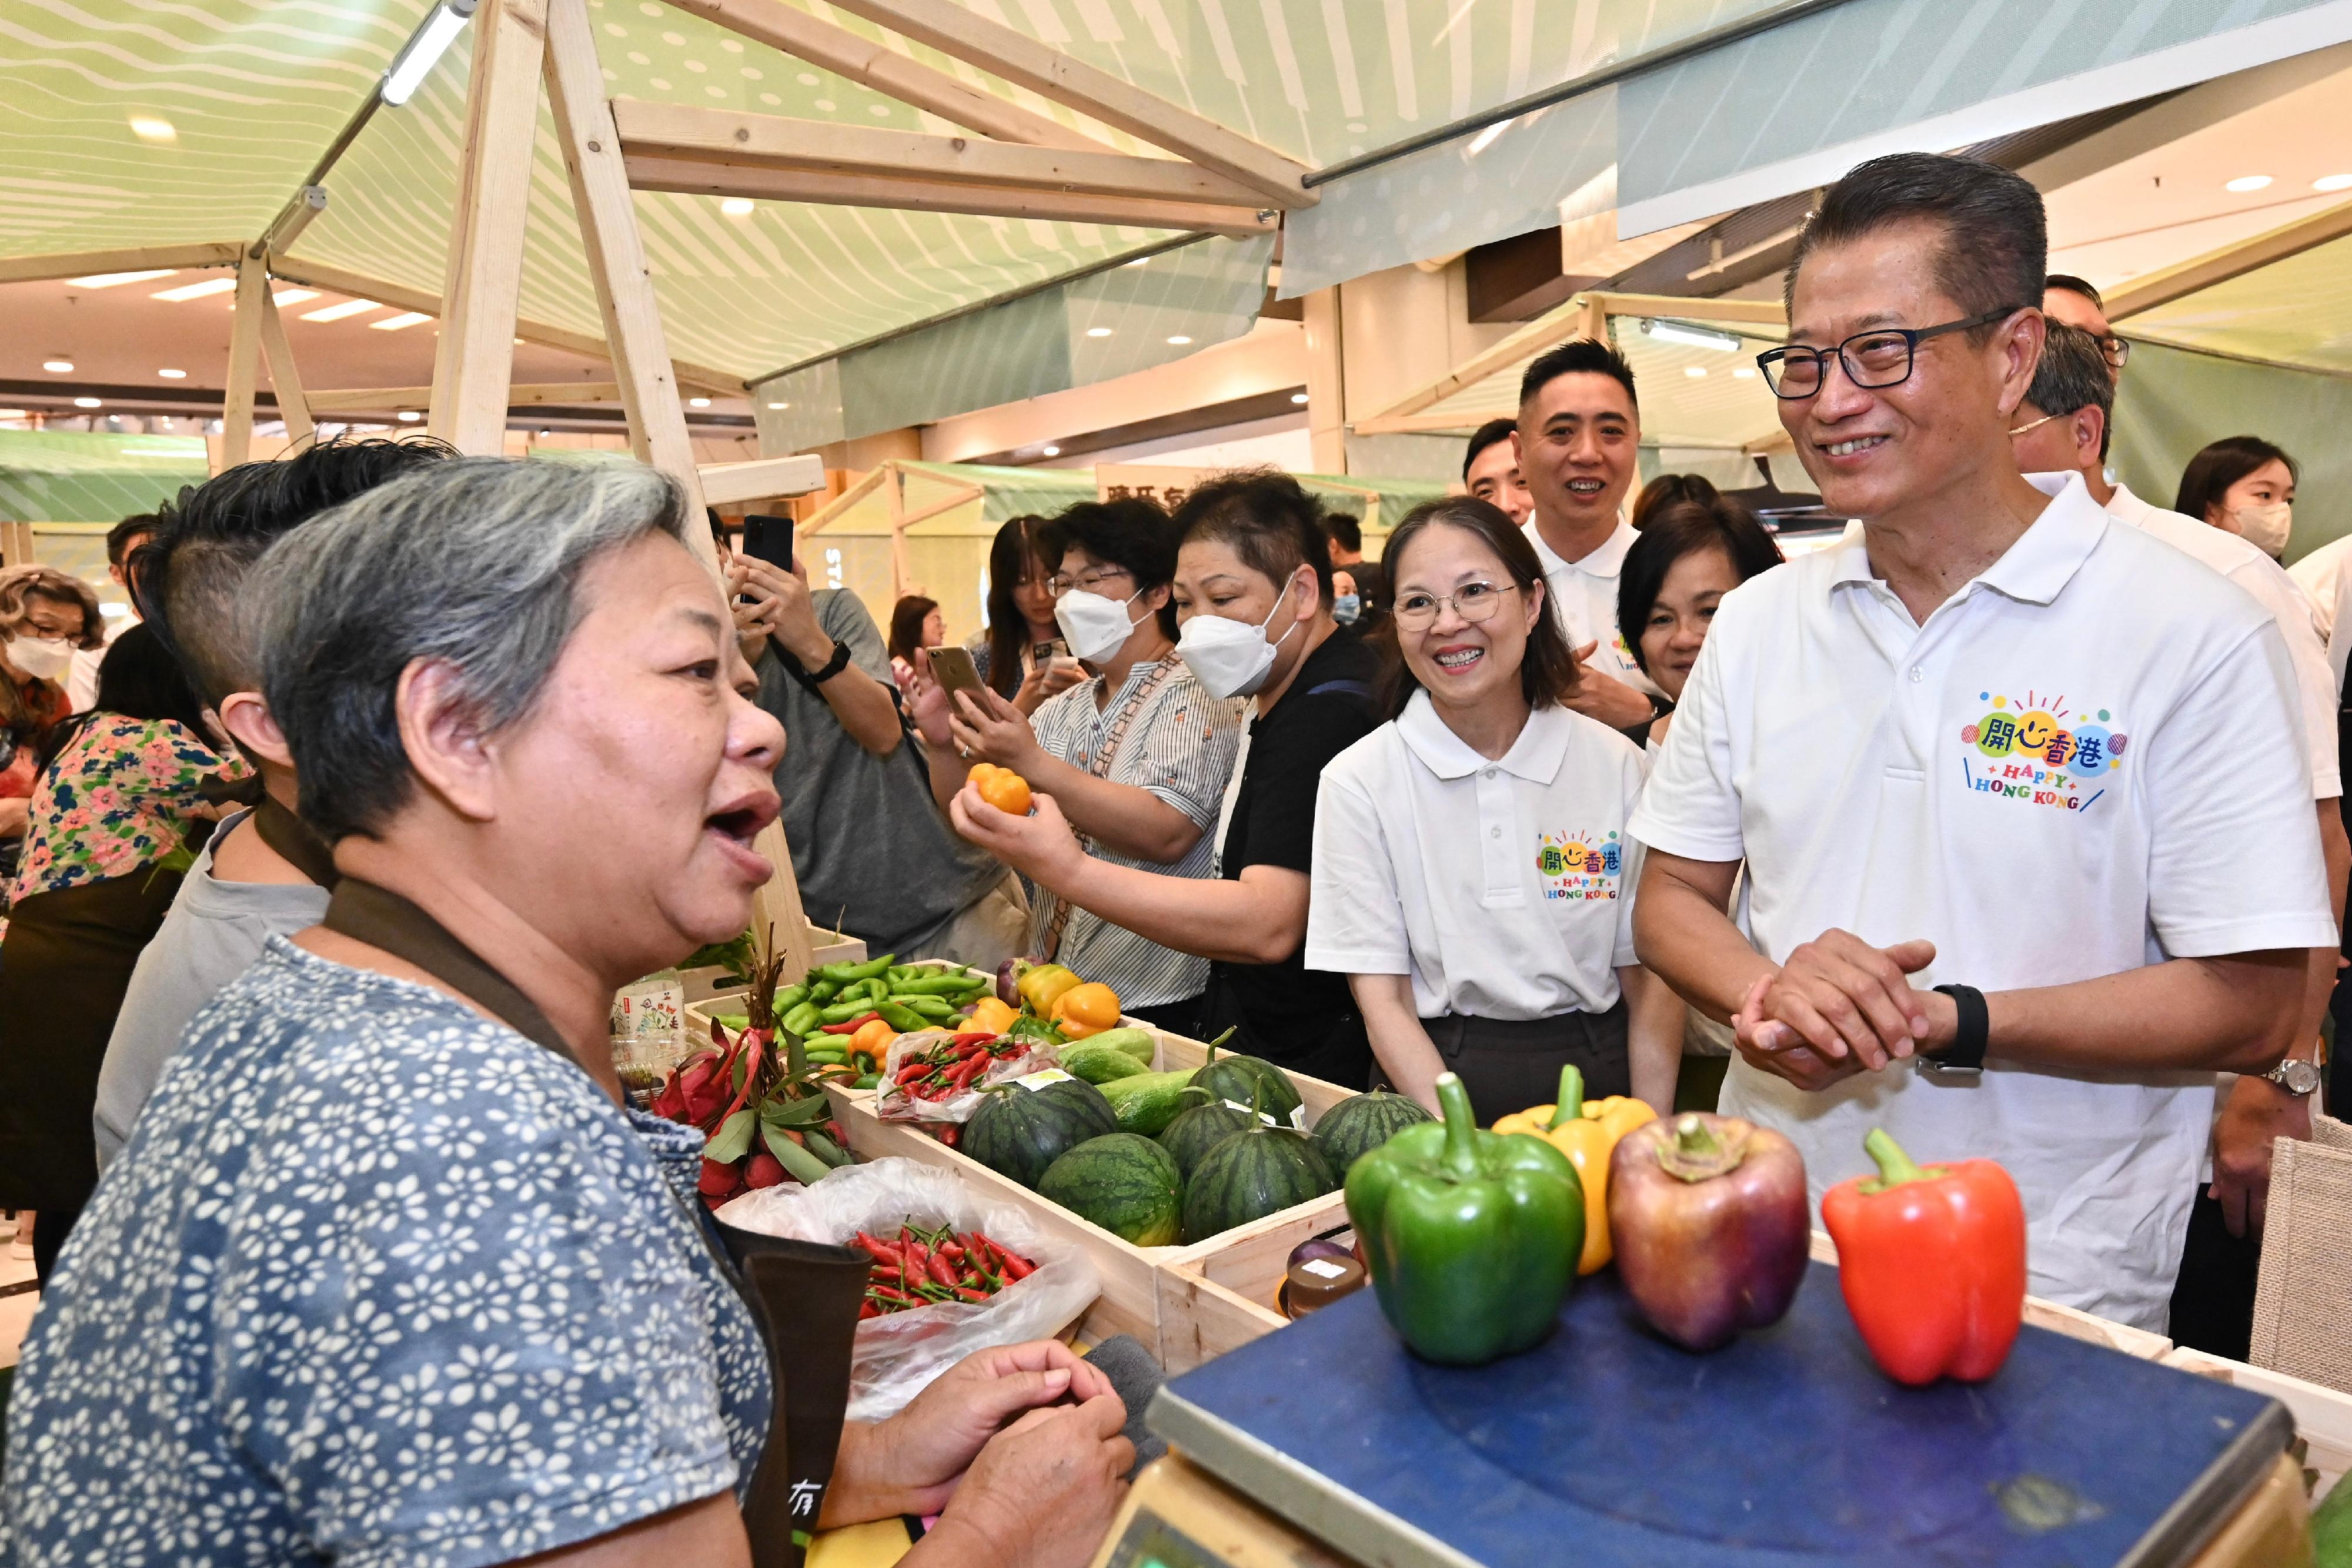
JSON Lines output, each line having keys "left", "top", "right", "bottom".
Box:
{"left": 2250, "top": 1112, "right": 2352, "bottom": 1394}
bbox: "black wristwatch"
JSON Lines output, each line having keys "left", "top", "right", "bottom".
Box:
{"left": 1649, "top": 691, "right": 1674, "bottom": 721}
{"left": 1924, "top": 984, "right": 1988, "bottom": 1078}
{"left": 803, "top": 639, "right": 853, "bottom": 684}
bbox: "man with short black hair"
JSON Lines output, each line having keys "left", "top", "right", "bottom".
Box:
{"left": 1632, "top": 152, "right": 2333, "bottom": 1328}
{"left": 1512, "top": 339, "right": 1661, "bottom": 733}
{"left": 1462, "top": 417, "right": 1532, "bottom": 526}
{"left": 65, "top": 512, "right": 161, "bottom": 710}
{"left": 96, "top": 440, "right": 453, "bottom": 1168}
{"left": 1319, "top": 511, "right": 1385, "bottom": 621}
{"left": 2044, "top": 273, "right": 2129, "bottom": 379}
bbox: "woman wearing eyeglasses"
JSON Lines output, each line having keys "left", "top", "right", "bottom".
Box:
{"left": 1305, "top": 497, "right": 1683, "bottom": 1116}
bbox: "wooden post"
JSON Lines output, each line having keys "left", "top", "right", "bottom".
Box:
{"left": 427, "top": 0, "right": 549, "bottom": 454}
{"left": 1302, "top": 287, "right": 1345, "bottom": 474}
{"left": 750, "top": 821, "right": 819, "bottom": 984}
{"left": 257, "top": 267, "right": 315, "bottom": 447}
{"left": 886, "top": 460, "right": 910, "bottom": 598}
{"left": 543, "top": 0, "right": 713, "bottom": 566}
{"left": 220, "top": 252, "right": 269, "bottom": 468}
{"left": 1575, "top": 292, "right": 1609, "bottom": 347}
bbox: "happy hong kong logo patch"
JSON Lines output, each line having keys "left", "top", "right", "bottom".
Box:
{"left": 1959, "top": 689, "right": 2126, "bottom": 814}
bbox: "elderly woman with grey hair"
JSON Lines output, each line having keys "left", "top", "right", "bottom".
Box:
{"left": 2, "top": 459, "right": 1133, "bottom": 1568}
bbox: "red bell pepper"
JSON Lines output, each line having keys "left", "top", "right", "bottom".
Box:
{"left": 1820, "top": 1128, "right": 2026, "bottom": 1386}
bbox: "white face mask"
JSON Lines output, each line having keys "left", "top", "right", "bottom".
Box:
{"left": 8, "top": 636, "right": 71, "bottom": 681}
{"left": 2231, "top": 501, "right": 2292, "bottom": 557}
{"left": 1053, "top": 585, "right": 1147, "bottom": 665}
{"left": 1177, "top": 573, "right": 1304, "bottom": 700}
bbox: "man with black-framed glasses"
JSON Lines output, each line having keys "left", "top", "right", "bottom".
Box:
{"left": 1629, "top": 152, "right": 2330, "bottom": 1330}
{"left": 2044, "top": 273, "right": 2131, "bottom": 377}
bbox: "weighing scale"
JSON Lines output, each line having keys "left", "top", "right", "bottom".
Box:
{"left": 1094, "top": 1266, "right": 2301, "bottom": 1568}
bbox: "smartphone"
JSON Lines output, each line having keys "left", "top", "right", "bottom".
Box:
{"left": 741, "top": 513, "right": 794, "bottom": 573}
{"left": 926, "top": 644, "right": 986, "bottom": 713}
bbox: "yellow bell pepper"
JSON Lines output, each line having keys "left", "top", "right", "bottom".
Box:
{"left": 1491, "top": 1064, "right": 1658, "bottom": 1273}
{"left": 1017, "top": 962, "right": 1082, "bottom": 1016}
{"left": 965, "top": 995, "right": 1018, "bottom": 1036}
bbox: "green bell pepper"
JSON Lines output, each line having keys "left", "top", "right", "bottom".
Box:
{"left": 1343, "top": 1071, "right": 1583, "bottom": 1366}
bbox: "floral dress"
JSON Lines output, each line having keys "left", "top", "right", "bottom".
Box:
{"left": 8, "top": 713, "right": 242, "bottom": 908}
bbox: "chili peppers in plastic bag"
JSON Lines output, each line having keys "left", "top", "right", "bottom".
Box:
{"left": 875, "top": 1027, "right": 1054, "bottom": 1123}
{"left": 853, "top": 1219, "right": 1038, "bottom": 1316}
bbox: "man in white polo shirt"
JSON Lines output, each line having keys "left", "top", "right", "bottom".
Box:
{"left": 1511, "top": 340, "right": 1662, "bottom": 734}
{"left": 1629, "top": 152, "right": 2334, "bottom": 1330}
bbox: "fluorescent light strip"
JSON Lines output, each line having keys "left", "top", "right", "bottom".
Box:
{"left": 153, "top": 277, "right": 237, "bottom": 302}
{"left": 66, "top": 269, "right": 176, "bottom": 289}
{"left": 301, "top": 297, "right": 385, "bottom": 322}
{"left": 272, "top": 288, "right": 319, "bottom": 306}
{"left": 382, "top": 1, "right": 477, "bottom": 106}
{"left": 369, "top": 311, "right": 434, "bottom": 332}
{"left": 1641, "top": 317, "right": 1742, "bottom": 353}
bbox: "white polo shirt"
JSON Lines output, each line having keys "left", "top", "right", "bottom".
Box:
{"left": 1628, "top": 473, "right": 2334, "bottom": 1330}
{"left": 1305, "top": 693, "right": 1647, "bottom": 1019}
{"left": 2288, "top": 531, "right": 2352, "bottom": 644}
{"left": 1524, "top": 517, "right": 1661, "bottom": 696}
{"left": 2095, "top": 478, "right": 2338, "bottom": 801}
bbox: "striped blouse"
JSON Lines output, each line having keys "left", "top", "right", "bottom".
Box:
{"left": 1025, "top": 658, "right": 1241, "bottom": 1007}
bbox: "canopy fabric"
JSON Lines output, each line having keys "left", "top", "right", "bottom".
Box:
{"left": 0, "top": 432, "right": 209, "bottom": 523}
{"left": 2123, "top": 232, "right": 2352, "bottom": 377}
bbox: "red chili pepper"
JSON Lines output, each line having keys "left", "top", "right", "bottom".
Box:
{"left": 894, "top": 1062, "right": 930, "bottom": 1084}
{"left": 955, "top": 1286, "right": 990, "bottom": 1303}
{"left": 927, "top": 1250, "right": 960, "bottom": 1288}
{"left": 997, "top": 1247, "right": 1034, "bottom": 1281}
{"left": 858, "top": 1302, "right": 881, "bottom": 1319}
{"left": 853, "top": 1231, "right": 899, "bottom": 1265}
{"left": 953, "top": 1032, "right": 997, "bottom": 1047}
{"left": 1820, "top": 1129, "right": 2026, "bottom": 1386}
{"left": 937, "top": 1124, "right": 961, "bottom": 1148}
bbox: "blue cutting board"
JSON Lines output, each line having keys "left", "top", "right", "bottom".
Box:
{"left": 1149, "top": 1265, "right": 2290, "bottom": 1567}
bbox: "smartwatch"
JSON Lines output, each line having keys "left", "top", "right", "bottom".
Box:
{"left": 1923, "top": 984, "right": 1988, "bottom": 1078}
{"left": 804, "top": 639, "right": 853, "bottom": 685}
{"left": 2261, "top": 1058, "right": 2322, "bottom": 1097}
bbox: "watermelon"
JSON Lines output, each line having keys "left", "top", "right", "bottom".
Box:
{"left": 1180, "top": 1118, "right": 1335, "bottom": 1243}
{"left": 963, "top": 1076, "right": 1118, "bottom": 1189}
{"left": 1039, "top": 1134, "right": 1184, "bottom": 1246}
{"left": 1157, "top": 1088, "right": 1261, "bottom": 1179}
{"left": 1310, "top": 1090, "right": 1435, "bottom": 1177}
{"left": 1188, "top": 1035, "right": 1301, "bottom": 1127}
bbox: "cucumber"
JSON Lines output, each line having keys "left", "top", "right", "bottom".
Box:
{"left": 1061, "top": 1042, "right": 1150, "bottom": 1085}
{"left": 1082, "top": 1028, "right": 1158, "bottom": 1063}
{"left": 1096, "top": 1069, "right": 1196, "bottom": 1136}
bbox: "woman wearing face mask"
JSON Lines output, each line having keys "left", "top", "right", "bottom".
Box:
{"left": 1304, "top": 497, "right": 1685, "bottom": 1116}
{"left": 947, "top": 471, "right": 1383, "bottom": 1085}
{"left": 0, "top": 567, "right": 104, "bottom": 896}
{"left": 2177, "top": 436, "right": 2298, "bottom": 561}
{"left": 971, "top": 516, "right": 1087, "bottom": 713}
{"left": 913, "top": 498, "right": 1239, "bottom": 1035}
{"left": 1617, "top": 483, "right": 1785, "bottom": 750}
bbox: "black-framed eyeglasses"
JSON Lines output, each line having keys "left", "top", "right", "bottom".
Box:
{"left": 1755, "top": 306, "right": 2023, "bottom": 399}
{"left": 2094, "top": 334, "right": 2131, "bottom": 371}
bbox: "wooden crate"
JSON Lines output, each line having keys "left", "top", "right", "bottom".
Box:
{"left": 681, "top": 926, "right": 868, "bottom": 1024}
{"left": 2165, "top": 1345, "right": 2352, "bottom": 1502}
{"left": 820, "top": 1019, "right": 1357, "bottom": 1368}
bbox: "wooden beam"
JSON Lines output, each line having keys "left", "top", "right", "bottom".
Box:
{"left": 886, "top": 459, "right": 909, "bottom": 598}
{"left": 545, "top": 0, "right": 713, "bottom": 562}
{"left": 0, "top": 242, "right": 242, "bottom": 285}
{"left": 256, "top": 274, "right": 315, "bottom": 445}
{"left": 429, "top": 0, "right": 550, "bottom": 453}
{"left": 626, "top": 155, "right": 1275, "bottom": 236}
{"left": 665, "top": 0, "right": 1101, "bottom": 152}
{"left": 798, "top": 463, "right": 891, "bottom": 538}
{"left": 1588, "top": 291, "right": 1786, "bottom": 327}
{"left": 305, "top": 381, "right": 627, "bottom": 412}
{"left": 612, "top": 99, "right": 1281, "bottom": 208}
{"left": 220, "top": 253, "right": 269, "bottom": 467}
{"left": 821, "top": 0, "right": 1309, "bottom": 207}
{"left": 749, "top": 819, "right": 818, "bottom": 985}
{"left": 266, "top": 254, "right": 748, "bottom": 394}
{"left": 699, "top": 453, "right": 827, "bottom": 506}
{"left": 2106, "top": 198, "right": 2352, "bottom": 322}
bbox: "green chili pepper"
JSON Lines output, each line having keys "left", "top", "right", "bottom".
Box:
{"left": 817, "top": 952, "right": 894, "bottom": 984}
{"left": 891, "top": 975, "right": 991, "bottom": 997}
{"left": 891, "top": 994, "right": 957, "bottom": 1019}
{"left": 773, "top": 984, "right": 810, "bottom": 1012}
{"left": 875, "top": 1001, "right": 928, "bottom": 1032}
{"left": 1345, "top": 1071, "right": 1583, "bottom": 1366}
{"left": 854, "top": 1074, "right": 880, "bottom": 1091}
{"left": 807, "top": 978, "right": 840, "bottom": 1004}
{"left": 861, "top": 977, "right": 890, "bottom": 1004}
{"left": 818, "top": 999, "right": 876, "bottom": 1025}
{"left": 779, "top": 1002, "right": 821, "bottom": 1037}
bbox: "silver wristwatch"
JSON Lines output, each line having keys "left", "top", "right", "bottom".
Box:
{"left": 2261, "top": 1058, "right": 2322, "bottom": 1097}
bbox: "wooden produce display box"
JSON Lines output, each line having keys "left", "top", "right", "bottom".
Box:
{"left": 821, "top": 1020, "right": 1358, "bottom": 1372}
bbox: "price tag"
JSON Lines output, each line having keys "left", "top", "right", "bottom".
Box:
{"left": 1222, "top": 1098, "right": 1282, "bottom": 1126}
{"left": 1289, "top": 1104, "right": 1309, "bottom": 1131}
{"left": 1300, "top": 1258, "right": 1349, "bottom": 1281}
{"left": 1013, "top": 1068, "right": 1074, "bottom": 1091}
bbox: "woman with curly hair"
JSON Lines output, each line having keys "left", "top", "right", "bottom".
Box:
{"left": 0, "top": 566, "right": 105, "bottom": 890}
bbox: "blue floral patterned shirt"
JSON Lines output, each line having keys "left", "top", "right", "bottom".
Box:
{"left": 2, "top": 939, "right": 769, "bottom": 1567}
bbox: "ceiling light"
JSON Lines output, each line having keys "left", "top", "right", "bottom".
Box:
{"left": 272, "top": 288, "right": 319, "bottom": 306}
{"left": 302, "top": 297, "right": 384, "bottom": 322}
{"left": 2224, "top": 174, "right": 2273, "bottom": 193}
{"left": 1732, "top": 366, "right": 1756, "bottom": 380}
{"left": 1683, "top": 365, "right": 1709, "bottom": 378}
{"left": 128, "top": 115, "right": 178, "bottom": 143}
{"left": 1641, "top": 317, "right": 1742, "bottom": 353}
{"left": 2315, "top": 174, "right": 2352, "bottom": 193}
{"left": 383, "top": 0, "right": 478, "bottom": 106}
{"left": 1085, "top": 326, "right": 1113, "bottom": 338}
{"left": 42, "top": 359, "right": 74, "bottom": 373}
{"left": 1041, "top": 444, "right": 1061, "bottom": 456}
{"left": 66, "top": 269, "right": 176, "bottom": 289}
{"left": 369, "top": 311, "right": 434, "bottom": 331}
{"left": 397, "top": 410, "right": 423, "bottom": 422}
{"left": 689, "top": 396, "right": 711, "bottom": 407}
{"left": 767, "top": 401, "right": 790, "bottom": 410}
{"left": 721, "top": 197, "right": 755, "bottom": 217}
{"left": 1125, "top": 257, "right": 1150, "bottom": 268}
{"left": 1291, "top": 392, "right": 1309, "bottom": 404}
{"left": 0, "top": 410, "right": 25, "bottom": 420}
{"left": 153, "top": 277, "right": 236, "bottom": 302}
{"left": 1165, "top": 335, "right": 1192, "bottom": 346}
{"left": 73, "top": 397, "right": 102, "bottom": 409}
{"left": 157, "top": 367, "right": 186, "bottom": 380}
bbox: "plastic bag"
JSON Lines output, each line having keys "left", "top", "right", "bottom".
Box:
{"left": 717, "top": 1156, "right": 1102, "bottom": 1422}
{"left": 874, "top": 1027, "right": 1057, "bottom": 1124}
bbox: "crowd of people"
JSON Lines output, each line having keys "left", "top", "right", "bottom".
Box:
{"left": 0, "top": 148, "right": 2341, "bottom": 1562}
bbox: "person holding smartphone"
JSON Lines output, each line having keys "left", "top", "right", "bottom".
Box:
{"left": 971, "top": 517, "right": 1088, "bottom": 714}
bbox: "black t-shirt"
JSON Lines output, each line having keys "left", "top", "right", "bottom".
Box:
{"left": 1200, "top": 625, "right": 1382, "bottom": 1086}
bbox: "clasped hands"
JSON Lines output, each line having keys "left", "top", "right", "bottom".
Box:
{"left": 1731, "top": 930, "right": 1958, "bottom": 1091}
